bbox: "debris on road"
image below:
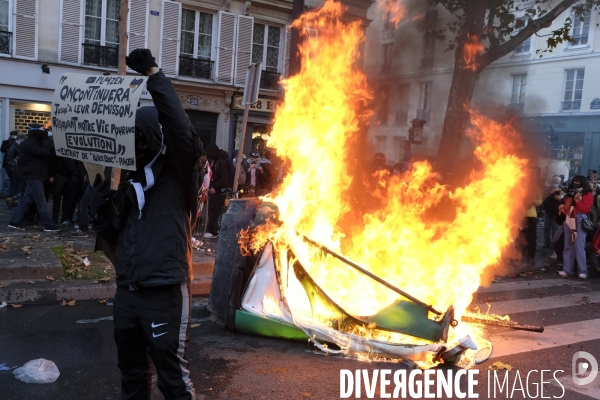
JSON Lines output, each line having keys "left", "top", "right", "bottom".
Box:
{"left": 60, "top": 299, "right": 76, "bottom": 307}
{"left": 0, "top": 301, "right": 7, "bottom": 309}
{"left": 76, "top": 316, "right": 113, "bottom": 324}
{"left": 11, "top": 304, "right": 22, "bottom": 308}
{"left": 489, "top": 361, "right": 513, "bottom": 371}
{"left": 0, "top": 363, "right": 16, "bottom": 371}
{"left": 46, "top": 276, "right": 55, "bottom": 281}
{"left": 0, "top": 281, "right": 7, "bottom": 288}
{"left": 13, "top": 359, "right": 60, "bottom": 384}
{"left": 190, "top": 323, "right": 201, "bottom": 329}
{"left": 98, "top": 299, "right": 108, "bottom": 305}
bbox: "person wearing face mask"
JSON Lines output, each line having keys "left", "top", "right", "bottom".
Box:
{"left": 558, "top": 175, "right": 594, "bottom": 279}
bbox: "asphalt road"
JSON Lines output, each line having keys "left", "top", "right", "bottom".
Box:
{"left": 2, "top": 270, "right": 600, "bottom": 400}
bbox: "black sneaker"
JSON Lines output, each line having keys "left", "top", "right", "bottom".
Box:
{"left": 43, "top": 225, "right": 61, "bottom": 233}
{"left": 70, "top": 229, "right": 89, "bottom": 238}
{"left": 8, "top": 222, "right": 24, "bottom": 230}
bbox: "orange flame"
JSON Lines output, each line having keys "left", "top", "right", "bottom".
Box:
{"left": 378, "top": 0, "right": 407, "bottom": 29}
{"left": 463, "top": 35, "right": 484, "bottom": 71}
{"left": 253, "top": 0, "right": 530, "bottom": 356}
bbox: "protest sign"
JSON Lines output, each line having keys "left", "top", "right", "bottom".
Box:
{"left": 51, "top": 73, "right": 148, "bottom": 171}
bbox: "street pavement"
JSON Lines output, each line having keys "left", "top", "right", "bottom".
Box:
{"left": 1, "top": 271, "right": 600, "bottom": 399}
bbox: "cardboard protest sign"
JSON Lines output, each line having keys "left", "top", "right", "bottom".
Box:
{"left": 51, "top": 74, "right": 148, "bottom": 171}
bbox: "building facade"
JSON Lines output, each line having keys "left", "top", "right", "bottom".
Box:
{"left": 364, "top": 1, "right": 600, "bottom": 176}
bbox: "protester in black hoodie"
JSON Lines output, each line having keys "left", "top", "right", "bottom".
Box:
{"left": 542, "top": 188, "right": 562, "bottom": 248}
{"left": 8, "top": 125, "right": 59, "bottom": 232}
{"left": 90, "top": 49, "right": 197, "bottom": 399}
{"left": 204, "top": 143, "right": 234, "bottom": 238}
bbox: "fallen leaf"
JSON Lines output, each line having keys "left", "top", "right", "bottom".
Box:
{"left": 492, "top": 278, "right": 501, "bottom": 283}
{"left": 190, "top": 323, "right": 201, "bottom": 328}
{"left": 46, "top": 276, "right": 55, "bottom": 281}
{"left": 9, "top": 259, "right": 14, "bottom": 263}
{"left": 67, "top": 300, "right": 76, "bottom": 306}
{"left": 76, "top": 273, "right": 82, "bottom": 279}
{"left": 98, "top": 299, "right": 108, "bottom": 305}
{"left": 60, "top": 299, "right": 67, "bottom": 306}
{"left": 11, "top": 304, "right": 22, "bottom": 308}
{"left": 98, "top": 277, "right": 110, "bottom": 283}
{"left": 489, "top": 361, "right": 512, "bottom": 371}
{"left": 0, "top": 281, "right": 7, "bottom": 288}
{"left": 92, "top": 280, "right": 99, "bottom": 284}
{"left": 519, "top": 273, "right": 528, "bottom": 277}
{"left": 1, "top": 245, "right": 7, "bottom": 250}
{"left": 61, "top": 277, "right": 66, "bottom": 281}
{"left": 25, "top": 281, "right": 35, "bottom": 284}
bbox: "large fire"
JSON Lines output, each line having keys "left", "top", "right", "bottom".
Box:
{"left": 251, "top": 0, "right": 531, "bottom": 364}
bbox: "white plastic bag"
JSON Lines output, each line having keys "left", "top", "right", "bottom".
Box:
{"left": 13, "top": 359, "right": 60, "bottom": 384}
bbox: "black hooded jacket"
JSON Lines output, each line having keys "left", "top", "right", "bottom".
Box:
{"left": 18, "top": 130, "right": 52, "bottom": 180}
{"left": 206, "top": 144, "right": 234, "bottom": 191}
{"left": 102, "top": 71, "right": 196, "bottom": 289}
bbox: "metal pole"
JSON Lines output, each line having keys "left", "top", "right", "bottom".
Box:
{"left": 302, "top": 235, "right": 442, "bottom": 315}
{"left": 112, "top": 0, "right": 129, "bottom": 190}
{"left": 232, "top": 103, "right": 251, "bottom": 193}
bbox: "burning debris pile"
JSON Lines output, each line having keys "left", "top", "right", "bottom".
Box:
{"left": 226, "top": 0, "right": 533, "bottom": 368}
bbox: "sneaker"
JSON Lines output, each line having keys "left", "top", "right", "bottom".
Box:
{"left": 5, "top": 197, "right": 14, "bottom": 209}
{"left": 61, "top": 220, "right": 71, "bottom": 226}
{"left": 203, "top": 232, "right": 217, "bottom": 239}
{"left": 43, "top": 225, "right": 61, "bottom": 233}
{"left": 549, "top": 252, "right": 557, "bottom": 259}
{"left": 73, "top": 223, "right": 79, "bottom": 230}
{"left": 558, "top": 270, "right": 568, "bottom": 279}
{"left": 70, "top": 229, "right": 88, "bottom": 238}
{"left": 7, "top": 222, "right": 23, "bottom": 230}
{"left": 579, "top": 274, "right": 587, "bottom": 279}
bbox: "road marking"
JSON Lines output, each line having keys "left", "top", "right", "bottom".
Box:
{"left": 475, "top": 291, "right": 600, "bottom": 315}
{"left": 488, "top": 318, "right": 600, "bottom": 359}
{"left": 477, "top": 279, "right": 588, "bottom": 294}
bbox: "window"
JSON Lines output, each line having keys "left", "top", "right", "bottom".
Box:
{"left": 382, "top": 43, "right": 393, "bottom": 72}
{"left": 421, "top": 34, "right": 434, "bottom": 67}
{"left": 375, "top": 136, "right": 387, "bottom": 154}
{"left": 252, "top": 23, "right": 281, "bottom": 72}
{"left": 511, "top": 74, "right": 527, "bottom": 105}
{"left": 570, "top": 12, "right": 590, "bottom": 46}
{"left": 393, "top": 136, "right": 404, "bottom": 162}
{"left": 0, "top": 0, "right": 9, "bottom": 31}
{"left": 395, "top": 109, "right": 408, "bottom": 126}
{"left": 0, "top": 0, "right": 10, "bottom": 55}
{"left": 563, "top": 69, "right": 585, "bottom": 110}
{"left": 180, "top": 10, "right": 213, "bottom": 60}
{"left": 419, "top": 81, "right": 432, "bottom": 110}
{"left": 513, "top": 19, "right": 531, "bottom": 54}
{"left": 179, "top": 10, "right": 213, "bottom": 79}
{"left": 377, "top": 86, "right": 390, "bottom": 125}
{"left": 83, "top": 0, "right": 119, "bottom": 67}
{"left": 85, "top": 0, "right": 119, "bottom": 48}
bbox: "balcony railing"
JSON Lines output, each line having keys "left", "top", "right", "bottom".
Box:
{"left": 179, "top": 56, "right": 213, "bottom": 80}
{"left": 260, "top": 70, "right": 280, "bottom": 90}
{"left": 562, "top": 100, "right": 581, "bottom": 111}
{"left": 0, "top": 31, "right": 12, "bottom": 55}
{"left": 82, "top": 43, "right": 118, "bottom": 68}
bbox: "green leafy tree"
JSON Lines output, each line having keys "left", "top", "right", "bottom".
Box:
{"left": 430, "top": 0, "right": 597, "bottom": 171}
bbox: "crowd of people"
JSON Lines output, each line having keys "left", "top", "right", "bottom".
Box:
{"left": 532, "top": 170, "right": 600, "bottom": 279}
{"left": 1, "top": 125, "right": 93, "bottom": 236}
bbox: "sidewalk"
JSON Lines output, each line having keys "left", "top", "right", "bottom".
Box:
{"left": 0, "top": 198, "right": 217, "bottom": 303}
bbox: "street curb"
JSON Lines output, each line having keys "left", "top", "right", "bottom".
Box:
{"left": 0, "top": 280, "right": 116, "bottom": 303}
{"left": 0, "top": 262, "right": 63, "bottom": 280}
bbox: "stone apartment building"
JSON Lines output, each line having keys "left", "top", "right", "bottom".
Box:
{"left": 364, "top": 1, "right": 600, "bottom": 176}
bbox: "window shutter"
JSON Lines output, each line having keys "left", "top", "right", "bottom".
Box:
{"left": 13, "top": 0, "right": 38, "bottom": 59}
{"left": 233, "top": 15, "right": 253, "bottom": 86}
{"left": 159, "top": 0, "right": 181, "bottom": 77}
{"left": 128, "top": 0, "right": 148, "bottom": 52}
{"left": 58, "top": 0, "right": 82, "bottom": 64}
{"left": 215, "top": 11, "right": 236, "bottom": 85}
{"left": 283, "top": 25, "right": 291, "bottom": 79}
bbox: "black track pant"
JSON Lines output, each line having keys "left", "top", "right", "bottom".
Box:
{"left": 206, "top": 193, "right": 226, "bottom": 235}
{"left": 114, "top": 283, "right": 196, "bottom": 400}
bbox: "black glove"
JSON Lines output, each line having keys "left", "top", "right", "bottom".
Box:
{"left": 125, "top": 49, "right": 158, "bottom": 75}
{"left": 89, "top": 174, "right": 116, "bottom": 220}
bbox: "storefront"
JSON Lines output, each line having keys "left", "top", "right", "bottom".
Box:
{"left": 523, "top": 114, "right": 600, "bottom": 177}
{"left": 229, "top": 94, "right": 282, "bottom": 158}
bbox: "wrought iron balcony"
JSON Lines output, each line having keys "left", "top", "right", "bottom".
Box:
{"left": 82, "top": 43, "right": 118, "bottom": 68}
{"left": 179, "top": 56, "right": 213, "bottom": 80}
{"left": 0, "top": 31, "right": 12, "bottom": 55}
{"left": 260, "top": 70, "right": 280, "bottom": 90}
{"left": 562, "top": 100, "right": 581, "bottom": 111}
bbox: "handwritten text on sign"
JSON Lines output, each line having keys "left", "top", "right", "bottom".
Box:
{"left": 51, "top": 74, "right": 148, "bottom": 170}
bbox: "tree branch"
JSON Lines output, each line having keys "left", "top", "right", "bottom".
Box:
{"left": 480, "top": 0, "right": 579, "bottom": 65}
{"left": 486, "top": 2, "right": 500, "bottom": 49}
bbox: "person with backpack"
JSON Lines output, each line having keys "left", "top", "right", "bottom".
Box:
{"left": 89, "top": 48, "right": 198, "bottom": 399}
{"left": 204, "top": 143, "right": 234, "bottom": 239}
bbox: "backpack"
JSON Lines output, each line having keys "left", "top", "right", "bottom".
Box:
{"left": 233, "top": 157, "right": 248, "bottom": 187}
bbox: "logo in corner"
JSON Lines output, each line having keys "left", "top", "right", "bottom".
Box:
{"left": 572, "top": 351, "right": 598, "bottom": 386}
{"left": 129, "top": 78, "right": 144, "bottom": 93}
